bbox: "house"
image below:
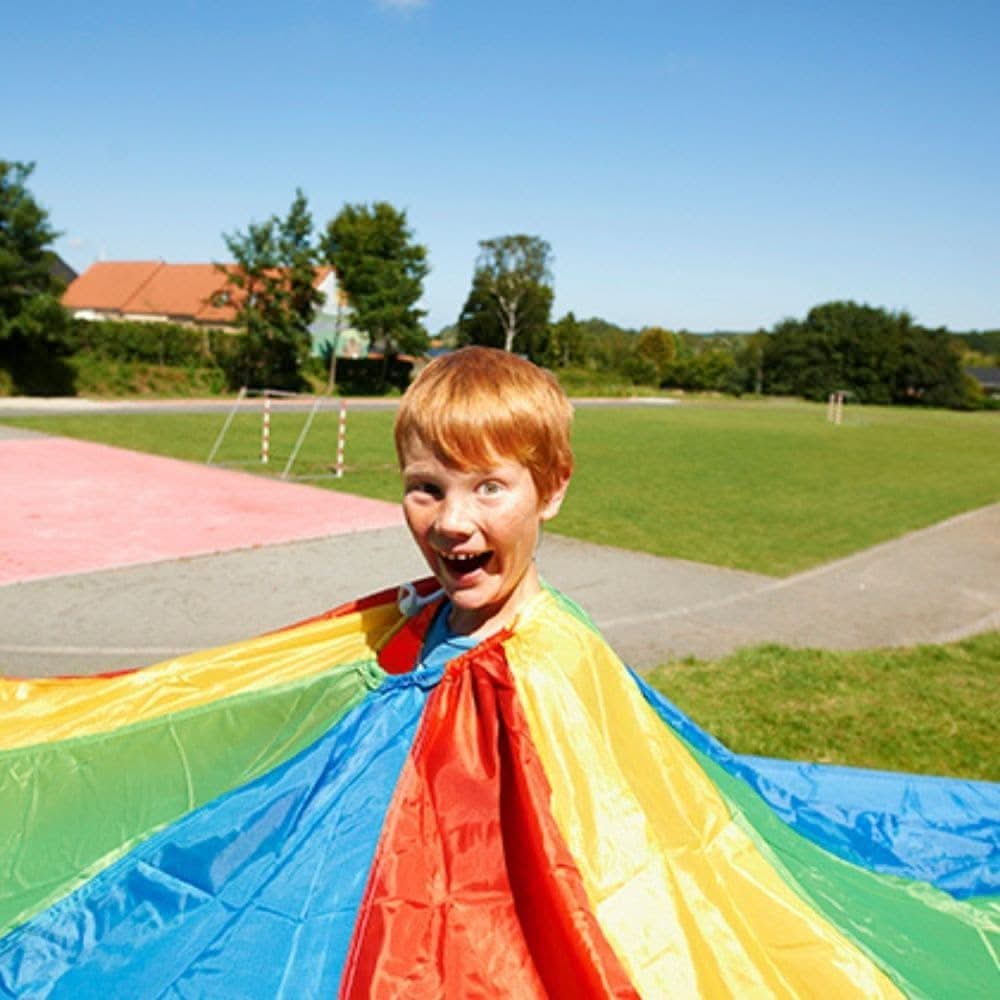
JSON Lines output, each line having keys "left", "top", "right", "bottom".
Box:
{"left": 61, "top": 261, "right": 368, "bottom": 357}
{"left": 965, "top": 366, "right": 1000, "bottom": 398}
{"left": 46, "top": 252, "right": 77, "bottom": 289}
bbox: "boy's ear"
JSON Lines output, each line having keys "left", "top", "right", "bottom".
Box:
{"left": 539, "top": 470, "right": 571, "bottom": 522}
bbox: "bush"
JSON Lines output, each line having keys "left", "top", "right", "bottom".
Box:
{"left": 69, "top": 355, "right": 230, "bottom": 397}
{"left": 620, "top": 354, "right": 659, "bottom": 386}
{"left": 0, "top": 327, "right": 76, "bottom": 395}
{"left": 553, "top": 366, "right": 639, "bottom": 397}
{"left": 65, "top": 318, "right": 242, "bottom": 370}
{"left": 661, "top": 350, "right": 737, "bottom": 392}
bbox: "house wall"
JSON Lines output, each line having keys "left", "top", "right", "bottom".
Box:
{"left": 308, "top": 272, "right": 369, "bottom": 358}
{"left": 70, "top": 307, "right": 238, "bottom": 333}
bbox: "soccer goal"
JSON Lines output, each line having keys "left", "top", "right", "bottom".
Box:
{"left": 826, "top": 391, "right": 846, "bottom": 425}
{"left": 206, "top": 387, "right": 348, "bottom": 480}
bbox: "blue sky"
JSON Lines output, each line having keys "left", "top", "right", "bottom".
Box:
{"left": 6, "top": 1, "right": 998, "bottom": 333}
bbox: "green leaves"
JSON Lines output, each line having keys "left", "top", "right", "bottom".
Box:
{"left": 0, "top": 161, "right": 73, "bottom": 392}
{"left": 320, "top": 202, "right": 429, "bottom": 356}
{"left": 0, "top": 160, "right": 65, "bottom": 339}
{"left": 221, "top": 189, "right": 320, "bottom": 389}
{"left": 762, "top": 300, "right": 973, "bottom": 408}
{"left": 458, "top": 234, "right": 554, "bottom": 357}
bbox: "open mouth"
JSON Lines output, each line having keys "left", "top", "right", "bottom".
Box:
{"left": 438, "top": 550, "right": 492, "bottom": 576}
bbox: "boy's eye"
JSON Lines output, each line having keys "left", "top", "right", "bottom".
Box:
{"left": 478, "top": 480, "right": 504, "bottom": 496}
{"left": 406, "top": 481, "right": 441, "bottom": 498}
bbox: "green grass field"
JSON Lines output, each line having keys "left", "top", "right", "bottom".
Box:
{"left": 3, "top": 399, "right": 998, "bottom": 776}
{"left": 646, "top": 631, "right": 999, "bottom": 780}
{"left": 7, "top": 399, "right": 998, "bottom": 575}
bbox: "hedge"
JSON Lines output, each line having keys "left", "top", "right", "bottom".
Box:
{"left": 64, "top": 318, "right": 242, "bottom": 368}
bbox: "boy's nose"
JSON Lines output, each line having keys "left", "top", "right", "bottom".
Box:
{"left": 435, "top": 494, "right": 474, "bottom": 535}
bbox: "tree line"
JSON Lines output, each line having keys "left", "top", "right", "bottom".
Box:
{"left": 1, "top": 161, "right": 995, "bottom": 409}
{"left": 447, "top": 230, "right": 990, "bottom": 409}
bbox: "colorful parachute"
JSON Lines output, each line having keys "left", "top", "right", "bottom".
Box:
{"left": 1, "top": 583, "right": 997, "bottom": 997}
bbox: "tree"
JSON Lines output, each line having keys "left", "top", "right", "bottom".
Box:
{"left": 547, "top": 311, "right": 587, "bottom": 367}
{"left": 635, "top": 327, "right": 677, "bottom": 382}
{"left": 279, "top": 189, "right": 324, "bottom": 343}
{"left": 762, "top": 301, "right": 972, "bottom": 408}
{"left": 320, "top": 202, "right": 429, "bottom": 356}
{"left": 744, "top": 330, "right": 768, "bottom": 395}
{"left": 457, "top": 266, "right": 553, "bottom": 362}
{"left": 0, "top": 161, "right": 73, "bottom": 393}
{"left": 577, "top": 317, "right": 637, "bottom": 373}
{"left": 894, "top": 324, "right": 972, "bottom": 408}
{"left": 222, "top": 189, "right": 321, "bottom": 389}
{"left": 459, "top": 235, "right": 553, "bottom": 355}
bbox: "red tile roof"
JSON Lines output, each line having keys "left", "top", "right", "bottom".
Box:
{"left": 62, "top": 261, "right": 163, "bottom": 312}
{"left": 62, "top": 262, "right": 335, "bottom": 326}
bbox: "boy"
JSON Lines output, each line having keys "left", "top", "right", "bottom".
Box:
{"left": 392, "top": 345, "right": 574, "bottom": 656}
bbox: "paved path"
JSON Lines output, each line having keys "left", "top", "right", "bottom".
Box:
{"left": 593, "top": 503, "right": 1000, "bottom": 662}
{"left": 0, "top": 395, "right": 680, "bottom": 417}
{"left": 2, "top": 507, "right": 997, "bottom": 677}
{"left": 1, "top": 422, "right": 997, "bottom": 676}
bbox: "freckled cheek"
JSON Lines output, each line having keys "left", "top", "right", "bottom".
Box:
{"left": 403, "top": 504, "right": 433, "bottom": 545}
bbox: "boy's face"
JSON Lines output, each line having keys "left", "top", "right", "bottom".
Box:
{"left": 401, "top": 437, "right": 567, "bottom": 638}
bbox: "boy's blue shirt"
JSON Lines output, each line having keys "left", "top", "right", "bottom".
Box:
{"left": 417, "top": 601, "right": 478, "bottom": 673}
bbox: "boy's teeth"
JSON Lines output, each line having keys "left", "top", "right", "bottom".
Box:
{"left": 440, "top": 550, "right": 490, "bottom": 572}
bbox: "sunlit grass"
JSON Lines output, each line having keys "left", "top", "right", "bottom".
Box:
{"left": 563, "top": 401, "right": 999, "bottom": 574}
{"left": 646, "top": 631, "right": 1000, "bottom": 779}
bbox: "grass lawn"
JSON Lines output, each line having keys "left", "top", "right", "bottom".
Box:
{"left": 646, "top": 630, "right": 1000, "bottom": 780}
{"left": 6, "top": 398, "right": 998, "bottom": 576}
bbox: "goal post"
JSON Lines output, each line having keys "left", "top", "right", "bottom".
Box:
{"left": 205, "top": 388, "right": 343, "bottom": 481}
{"left": 826, "top": 391, "right": 846, "bottom": 425}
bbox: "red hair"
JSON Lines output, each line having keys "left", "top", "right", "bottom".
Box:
{"left": 395, "top": 347, "right": 573, "bottom": 501}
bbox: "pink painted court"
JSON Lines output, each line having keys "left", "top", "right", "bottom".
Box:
{"left": 0, "top": 436, "right": 404, "bottom": 586}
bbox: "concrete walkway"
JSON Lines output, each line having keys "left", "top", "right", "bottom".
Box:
{"left": 2, "top": 505, "right": 997, "bottom": 677}
{"left": 587, "top": 503, "right": 1000, "bottom": 664}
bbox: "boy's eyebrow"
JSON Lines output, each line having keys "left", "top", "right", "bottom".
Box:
{"left": 402, "top": 466, "right": 444, "bottom": 482}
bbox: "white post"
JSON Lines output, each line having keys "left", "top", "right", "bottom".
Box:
{"left": 261, "top": 396, "right": 271, "bottom": 463}
{"left": 827, "top": 392, "right": 836, "bottom": 423}
{"left": 335, "top": 399, "right": 347, "bottom": 478}
{"left": 281, "top": 396, "right": 321, "bottom": 480}
{"left": 206, "top": 386, "right": 247, "bottom": 465}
